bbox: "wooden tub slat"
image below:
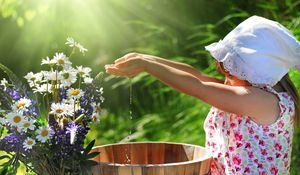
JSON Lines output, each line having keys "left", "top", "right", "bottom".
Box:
{"left": 112, "top": 144, "right": 130, "bottom": 164}
{"left": 148, "top": 143, "right": 165, "bottom": 164}
{"left": 91, "top": 142, "right": 212, "bottom": 175}
{"left": 130, "top": 143, "right": 148, "bottom": 164}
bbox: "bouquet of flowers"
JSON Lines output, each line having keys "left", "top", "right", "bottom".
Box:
{"left": 0, "top": 38, "right": 104, "bottom": 175}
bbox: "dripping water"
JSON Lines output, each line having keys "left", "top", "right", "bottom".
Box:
{"left": 124, "top": 78, "right": 133, "bottom": 165}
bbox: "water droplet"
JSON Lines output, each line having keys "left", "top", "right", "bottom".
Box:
{"left": 123, "top": 78, "right": 134, "bottom": 164}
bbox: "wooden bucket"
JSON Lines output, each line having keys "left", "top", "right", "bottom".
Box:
{"left": 90, "top": 142, "right": 212, "bottom": 175}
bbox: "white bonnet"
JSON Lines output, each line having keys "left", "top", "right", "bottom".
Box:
{"left": 205, "top": 15, "right": 300, "bottom": 86}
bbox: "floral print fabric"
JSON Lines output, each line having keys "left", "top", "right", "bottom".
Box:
{"left": 204, "top": 86, "right": 295, "bottom": 175}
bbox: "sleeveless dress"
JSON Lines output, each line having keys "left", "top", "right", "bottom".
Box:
{"left": 204, "top": 85, "right": 295, "bottom": 175}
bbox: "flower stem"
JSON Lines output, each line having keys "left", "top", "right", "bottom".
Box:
{"left": 69, "top": 47, "right": 76, "bottom": 58}
{"left": 79, "top": 75, "right": 82, "bottom": 89}
{"left": 46, "top": 82, "right": 50, "bottom": 113}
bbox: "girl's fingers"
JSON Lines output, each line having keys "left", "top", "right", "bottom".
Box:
{"left": 105, "top": 66, "right": 126, "bottom": 76}
{"left": 115, "top": 53, "right": 138, "bottom": 63}
{"left": 114, "top": 57, "right": 125, "bottom": 63}
{"left": 115, "top": 61, "right": 128, "bottom": 68}
{"left": 115, "top": 57, "right": 137, "bottom": 68}
{"left": 105, "top": 64, "right": 140, "bottom": 78}
{"left": 104, "top": 64, "right": 115, "bottom": 70}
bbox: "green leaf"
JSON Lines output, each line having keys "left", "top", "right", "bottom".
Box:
{"left": 86, "top": 152, "right": 100, "bottom": 159}
{"left": 93, "top": 72, "right": 104, "bottom": 86}
{"left": 0, "top": 167, "right": 8, "bottom": 175}
{"left": 83, "top": 139, "right": 95, "bottom": 156}
{"left": 0, "top": 63, "right": 20, "bottom": 86}
{"left": 80, "top": 160, "right": 98, "bottom": 167}
{"left": 256, "top": 2, "right": 278, "bottom": 10}
{"left": 215, "top": 12, "right": 249, "bottom": 27}
{"left": 0, "top": 162, "right": 9, "bottom": 167}
{"left": 0, "top": 155, "right": 10, "bottom": 160}
{"left": 74, "top": 114, "right": 85, "bottom": 124}
{"left": 0, "top": 63, "right": 26, "bottom": 96}
{"left": 0, "top": 126, "right": 4, "bottom": 138}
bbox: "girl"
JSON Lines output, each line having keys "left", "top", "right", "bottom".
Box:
{"left": 105, "top": 16, "right": 300, "bottom": 174}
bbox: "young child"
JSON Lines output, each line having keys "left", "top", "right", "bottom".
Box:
{"left": 105, "top": 15, "right": 300, "bottom": 174}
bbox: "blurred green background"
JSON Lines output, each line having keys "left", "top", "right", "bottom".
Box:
{"left": 0, "top": 0, "right": 300, "bottom": 174}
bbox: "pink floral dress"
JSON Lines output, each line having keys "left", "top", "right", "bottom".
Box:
{"left": 204, "top": 85, "right": 295, "bottom": 175}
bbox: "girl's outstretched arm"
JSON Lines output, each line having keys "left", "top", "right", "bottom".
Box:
{"left": 105, "top": 54, "right": 280, "bottom": 125}
{"left": 115, "top": 53, "right": 224, "bottom": 84}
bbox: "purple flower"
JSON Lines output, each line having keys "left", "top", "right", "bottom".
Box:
{"left": 59, "top": 87, "right": 68, "bottom": 102}
{"left": 7, "top": 88, "right": 21, "bottom": 100}
{"left": 0, "top": 134, "right": 24, "bottom": 153}
{"left": 52, "top": 122, "right": 88, "bottom": 160}
{"left": 79, "top": 84, "right": 103, "bottom": 119}
{"left": 66, "top": 122, "right": 79, "bottom": 144}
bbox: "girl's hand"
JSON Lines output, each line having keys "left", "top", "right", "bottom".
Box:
{"left": 105, "top": 53, "right": 147, "bottom": 77}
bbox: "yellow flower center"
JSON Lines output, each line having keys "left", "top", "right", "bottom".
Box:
{"left": 92, "top": 115, "right": 97, "bottom": 121}
{"left": 17, "top": 102, "right": 26, "bottom": 109}
{"left": 58, "top": 59, "right": 65, "bottom": 65}
{"left": 63, "top": 73, "right": 69, "bottom": 79}
{"left": 13, "top": 116, "right": 22, "bottom": 123}
{"left": 41, "top": 130, "right": 49, "bottom": 137}
{"left": 27, "top": 140, "right": 34, "bottom": 145}
{"left": 56, "top": 109, "right": 64, "bottom": 114}
{"left": 96, "top": 106, "right": 101, "bottom": 113}
{"left": 24, "top": 123, "right": 30, "bottom": 128}
{"left": 71, "top": 89, "right": 80, "bottom": 96}
{"left": 30, "top": 77, "right": 36, "bottom": 81}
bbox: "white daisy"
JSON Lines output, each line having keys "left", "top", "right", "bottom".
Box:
{"left": 99, "top": 87, "right": 104, "bottom": 94}
{"left": 91, "top": 102, "right": 102, "bottom": 113}
{"left": 67, "top": 88, "right": 84, "bottom": 100}
{"left": 24, "top": 72, "right": 36, "bottom": 87}
{"left": 75, "top": 43, "right": 88, "bottom": 53}
{"left": 35, "top": 72, "right": 44, "bottom": 84}
{"left": 60, "top": 68, "right": 77, "bottom": 87}
{"left": 76, "top": 66, "right": 91, "bottom": 77}
{"left": 24, "top": 72, "right": 43, "bottom": 87}
{"left": 12, "top": 98, "right": 32, "bottom": 111}
{"left": 7, "top": 112, "right": 25, "bottom": 127}
{"left": 24, "top": 72, "right": 35, "bottom": 81}
{"left": 21, "top": 119, "right": 36, "bottom": 132}
{"left": 65, "top": 37, "right": 88, "bottom": 53}
{"left": 95, "top": 87, "right": 104, "bottom": 96}
{"left": 36, "top": 126, "right": 54, "bottom": 143}
{"left": 33, "top": 83, "right": 52, "bottom": 94}
{"left": 51, "top": 103, "right": 73, "bottom": 117}
{"left": 83, "top": 77, "right": 93, "bottom": 84}
{"left": 41, "top": 56, "right": 56, "bottom": 65}
{"left": 53, "top": 52, "right": 72, "bottom": 69}
{"left": 0, "top": 117, "right": 7, "bottom": 125}
{"left": 95, "top": 87, "right": 104, "bottom": 103}
{"left": 0, "top": 78, "right": 8, "bottom": 91}
{"left": 42, "top": 71, "right": 62, "bottom": 81}
{"left": 91, "top": 113, "right": 101, "bottom": 122}
{"left": 62, "top": 99, "right": 81, "bottom": 112}
{"left": 65, "top": 37, "right": 76, "bottom": 47}
{"left": 23, "top": 137, "right": 36, "bottom": 151}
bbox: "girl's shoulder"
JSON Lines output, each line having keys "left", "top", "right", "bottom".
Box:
{"left": 261, "top": 86, "right": 295, "bottom": 115}
{"left": 248, "top": 85, "right": 294, "bottom": 128}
